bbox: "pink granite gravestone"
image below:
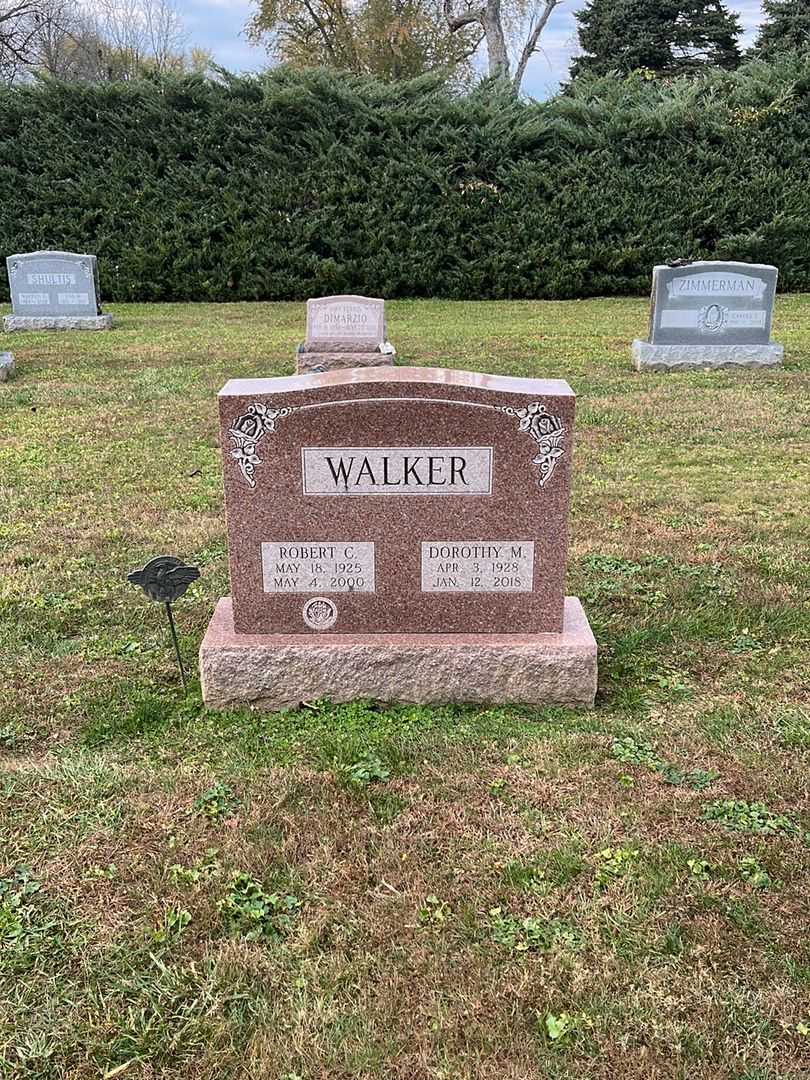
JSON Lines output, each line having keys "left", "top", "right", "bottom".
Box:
{"left": 296, "top": 295, "right": 396, "bottom": 374}
{"left": 201, "top": 366, "right": 596, "bottom": 709}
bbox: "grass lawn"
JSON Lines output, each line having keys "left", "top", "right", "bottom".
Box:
{"left": 1, "top": 298, "right": 809, "bottom": 1079}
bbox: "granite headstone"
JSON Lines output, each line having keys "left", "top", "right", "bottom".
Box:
{"left": 4, "top": 251, "right": 112, "bottom": 331}
{"left": 296, "top": 295, "right": 395, "bottom": 374}
{"left": 632, "top": 261, "right": 782, "bottom": 370}
{"left": 201, "top": 366, "right": 596, "bottom": 709}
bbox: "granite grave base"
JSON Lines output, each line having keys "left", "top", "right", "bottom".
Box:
{"left": 4, "top": 314, "right": 113, "bottom": 332}
{"left": 0, "top": 352, "right": 15, "bottom": 381}
{"left": 200, "top": 596, "right": 597, "bottom": 711}
{"left": 296, "top": 344, "right": 396, "bottom": 375}
{"left": 632, "top": 340, "right": 784, "bottom": 372}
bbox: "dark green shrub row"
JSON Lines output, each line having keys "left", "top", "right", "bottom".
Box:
{"left": 0, "top": 60, "right": 809, "bottom": 302}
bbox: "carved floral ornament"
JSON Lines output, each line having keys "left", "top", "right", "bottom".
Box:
{"left": 498, "top": 401, "right": 566, "bottom": 489}
{"left": 228, "top": 397, "right": 566, "bottom": 491}
{"left": 228, "top": 402, "right": 298, "bottom": 488}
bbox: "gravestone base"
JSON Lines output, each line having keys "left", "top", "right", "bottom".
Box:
{"left": 296, "top": 343, "right": 396, "bottom": 375}
{"left": 632, "top": 340, "right": 783, "bottom": 372}
{"left": 200, "top": 596, "right": 597, "bottom": 711}
{"left": 4, "top": 314, "right": 113, "bottom": 332}
{"left": 0, "top": 352, "right": 15, "bottom": 381}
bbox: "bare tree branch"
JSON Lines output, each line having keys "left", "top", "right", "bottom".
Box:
{"left": 0, "top": 0, "right": 191, "bottom": 84}
{"left": 443, "top": 0, "right": 483, "bottom": 32}
{"left": 142, "top": 0, "right": 186, "bottom": 71}
{"left": 0, "top": 0, "right": 75, "bottom": 81}
{"left": 512, "top": 0, "right": 560, "bottom": 91}
{"left": 444, "top": 0, "right": 561, "bottom": 88}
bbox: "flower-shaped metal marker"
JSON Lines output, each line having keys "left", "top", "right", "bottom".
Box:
{"left": 127, "top": 556, "right": 200, "bottom": 689}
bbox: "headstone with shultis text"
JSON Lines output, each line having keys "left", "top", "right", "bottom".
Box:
{"left": 4, "top": 251, "right": 112, "bottom": 331}
{"left": 632, "top": 261, "right": 782, "bottom": 371}
{"left": 296, "top": 295, "right": 395, "bottom": 373}
{"left": 200, "top": 366, "right": 597, "bottom": 710}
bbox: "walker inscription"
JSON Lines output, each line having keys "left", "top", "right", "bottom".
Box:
{"left": 421, "top": 541, "right": 534, "bottom": 592}
{"left": 262, "top": 541, "right": 375, "bottom": 593}
{"left": 302, "top": 446, "right": 492, "bottom": 495}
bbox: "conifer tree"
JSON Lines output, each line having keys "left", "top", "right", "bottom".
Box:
{"left": 755, "top": 0, "right": 810, "bottom": 59}
{"left": 571, "top": 0, "right": 742, "bottom": 79}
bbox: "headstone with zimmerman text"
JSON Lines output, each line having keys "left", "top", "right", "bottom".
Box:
{"left": 632, "top": 261, "right": 782, "bottom": 371}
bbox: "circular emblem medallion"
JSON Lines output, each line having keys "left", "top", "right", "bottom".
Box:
{"left": 302, "top": 597, "right": 338, "bottom": 630}
{"left": 698, "top": 303, "right": 728, "bottom": 334}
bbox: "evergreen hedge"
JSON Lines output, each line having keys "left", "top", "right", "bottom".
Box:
{"left": 0, "top": 60, "right": 809, "bottom": 302}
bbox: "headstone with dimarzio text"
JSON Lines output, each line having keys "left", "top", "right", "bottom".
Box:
{"left": 296, "top": 295, "right": 395, "bottom": 373}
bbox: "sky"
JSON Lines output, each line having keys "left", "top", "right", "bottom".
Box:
{"left": 181, "top": 0, "right": 767, "bottom": 99}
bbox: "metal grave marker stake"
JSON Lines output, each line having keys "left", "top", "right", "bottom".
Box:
{"left": 127, "top": 555, "right": 201, "bottom": 689}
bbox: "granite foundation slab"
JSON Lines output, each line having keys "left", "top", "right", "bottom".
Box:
{"left": 0, "top": 352, "right": 14, "bottom": 381}
{"left": 296, "top": 348, "right": 396, "bottom": 374}
{"left": 4, "top": 314, "right": 113, "bottom": 331}
{"left": 200, "top": 595, "right": 597, "bottom": 711}
{"left": 632, "top": 340, "right": 783, "bottom": 372}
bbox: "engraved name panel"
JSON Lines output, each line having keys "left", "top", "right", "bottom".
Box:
{"left": 314, "top": 305, "right": 370, "bottom": 335}
{"left": 660, "top": 309, "right": 767, "bottom": 330}
{"left": 667, "top": 272, "right": 766, "bottom": 299}
{"left": 28, "top": 272, "right": 76, "bottom": 286}
{"left": 302, "top": 447, "right": 492, "bottom": 495}
{"left": 421, "top": 541, "right": 534, "bottom": 592}
{"left": 262, "top": 541, "right": 375, "bottom": 593}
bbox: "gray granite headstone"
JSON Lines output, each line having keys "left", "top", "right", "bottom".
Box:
{"left": 649, "top": 262, "right": 776, "bottom": 345}
{"left": 632, "top": 261, "right": 783, "bottom": 371}
{"left": 306, "top": 295, "right": 386, "bottom": 352}
{"left": 296, "top": 294, "right": 395, "bottom": 373}
{"left": 4, "top": 250, "right": 112, "bottom": 331}
{"left": 7, "top": 251, "right": 100, "bottom": 316}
